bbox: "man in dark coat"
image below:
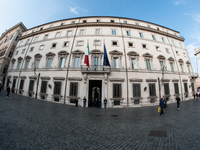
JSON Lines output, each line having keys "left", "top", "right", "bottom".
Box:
{"left": 176, "top": 96, "right": 180, "bottom": 110}
{"left": 75, "top": 97, "right": 78, "bottom": 107}
{"left": 83, "top": 96, "right": 86, "bottom": 107}
{"left": 159, "top": 98, "right": 164, "bottom": 116}
{"left": 196, "top": 93, "right": 198, "bottom": 100}
{"left": 104, "top": 97, "right": 107, "bottom": 108}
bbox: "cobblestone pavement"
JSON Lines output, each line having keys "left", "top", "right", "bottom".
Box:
{"left": 1, "top": 90, "right": 200, "bottom": 150}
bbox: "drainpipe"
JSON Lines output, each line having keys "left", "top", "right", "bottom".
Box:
{"left": 63, "top": 18, "right": 80, "bottom": 104}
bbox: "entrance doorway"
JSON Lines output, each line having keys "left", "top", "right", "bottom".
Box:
{"left": 88, "top": 80, "right": 102, "bottom": 107}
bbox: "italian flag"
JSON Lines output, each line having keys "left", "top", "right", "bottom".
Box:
{"left": 84, "top": 41, "right": 90, "bottom": 67}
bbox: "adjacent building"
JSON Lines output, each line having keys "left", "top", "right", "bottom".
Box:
{"left": 6, "top": 16, "right": 196, "bottom": 107}
{"left": 0, "top": 22, "right": 27, "bottom": 86}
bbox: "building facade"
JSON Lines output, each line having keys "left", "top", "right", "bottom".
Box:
{"left": 0, "top": 22, "right": 27, "bottom": 86}
{"left": 6, "top": 16, "right": 196, "bottom": 107}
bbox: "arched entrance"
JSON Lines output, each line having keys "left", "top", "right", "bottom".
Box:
{"left": 88, "top": 80, "right": 102, "bottom": 107}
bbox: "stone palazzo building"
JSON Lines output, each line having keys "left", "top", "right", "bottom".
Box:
{"left": 6, "top": 16, "right": 196, "bottom": 107}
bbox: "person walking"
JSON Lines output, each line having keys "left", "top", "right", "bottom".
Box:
{"left": 159, "top": 98, "right": 164, "bottom": 116}
{"left": 104, "top": 97, "right": 107, "bottom": 108}
{"left": 83, "top": 96, "right": 86, "bottom": 107}
{"left": 0, "top": 81, "right": 2, "bottom": 93}
{"left": 75, "top": 97, "right": 78, "bottom": 107}
{"left": 176, "top": 96, "right": 180, "bottom": 110}
{"left": 10, "top": 87, "right": 14, "bottom": 99}
{"left": 6, "top": 85, "right": 10, "bottom": 98}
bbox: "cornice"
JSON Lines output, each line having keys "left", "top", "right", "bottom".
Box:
{"left": 19, "top": 22, "right": 184, "bottom": 41}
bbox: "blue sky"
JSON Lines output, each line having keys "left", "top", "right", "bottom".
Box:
{"left": 1, "top": 0, "right": 200, "bottom": 73}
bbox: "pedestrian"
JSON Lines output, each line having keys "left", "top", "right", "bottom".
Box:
{"left": 159, "top": 98, "right": 164, "bottom": 116}
{"left": 6, "top": 85, "right": 10, "bottom": 98}
{"left": 95, "top": 98, "right": 98, "bottom": 107}
{"left": 196, "top": 92, "right": 198, "bottom": 100}
{"left": 163, "top": 97, "right": 167, "bottom": 108}
{"left": 99, "top": 99, "right": 101, "bottom": 108}
{"left": 0, "top": 81, "right": 2, "bottom": 93}
{"left": 10, "top": 87, "right": 14, "bottom": 99}
{"left": 176, "top": 96, "right": 180, "bottom": 110}
{"left": 193, "top": 93, "right": 196, "bottom": 100}
{"left": 104, "top": 97, "right": 107, "bottom": 108}
{"left": 75, "top": 97, "right": 78, "bottom": 107}
{"left": 83, "top": 96, "right": 86, "bottom": 107}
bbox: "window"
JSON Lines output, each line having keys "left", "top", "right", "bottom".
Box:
{"left": 162, "top": 37, "right": 166, "bottom": 43}
{"left": 94, "top": 40, "right": 100, "bottom": 45}
{"left": 171, "top": 40, "right": 175, "bottom": 46}
{"left": 40, "top": 27, "right": 43, "bottom": 31}
{"left": 126, "top": 30, "right": 131, "bottom": 36}
{"left": 44, "top": 35, "right": 48, "bottom": 40}
{"left": 135, "top": 22, "right": 139, "bottom": 26}
{"left": 28, "top": 80, "right": 34, "bottom": 92}
{"left": 19, "top": 41, "right": 23, "bottom": 46}
{"left": 10, "top": 35, "right": 13, "bottom": 40}
{"left": 4, "top": 38, "right": 7, "bottom": 43}
{"left": 113, "top": 58, "right": 119, "bottom": 68}
{"left": 156, "top": 46, "right": 160, "bottom": 51}
{"left": 71, "top": 21, "right": 75, "bottom": 24}
{"left": 131, "top": 58, "right": 137, "bottom": 69}
{"left": 22, "top": 49, "right": 25, "bottom": 54}
{"left": 97, "top": 19, "right": 100, "bottom": 22}
{"left": 164, "top": 83, "right": 170, "bottom": 95}
{"left": 59, "top": 57, "right": 65, "bottom": 68}
{"left": 128, "top": 42, "right": 133, "bottom": 47}
{"left": 80, "top": 29, "right": 84, "bottom": 35}
{"left": 49, "top": 25, "right": 53, "bottom": 28}
{"left": 61, "top": 23, "right": 64, "bottom": 26}
{"left": 133, "top": 84, "right": 140, "bottom": 97}
{"left": 55, "top": 32, "right": 60, "bottom": 38}
{"left": 24, "top": 60, "right": 29, "bottom": 69}
{"left": 93, "top": 57, "right": 99, "bottom": 70}
{"left": 95, "top": 29, "right": 100, "bottom": 34}
{"left": 34, "top": 59, "right": 40, "bottom": 68}
{"left": 180, "top": 64, "right": 184, "bottom": 72}
{"left": 112, "top": 29, "right": 116, "bottom": 35}
{"left": 124, "top": 21, "right": 127, "bottom": 24}
{"left": 152, "top": 35, "right": 156, "bottom": 40}
{"left": 8, "top": 52, "right": 13, "bottom": 58}
{"left": 157, "top": 28, "right": 160, "bottom": 30}
{"left": 41, "top": 81, "right": 47, "bottom": 93}
{"left": 146, "top": 59, "right": 151, "bottom": 70}
{"left": 139, "top": 32, "right": 144, "bottom": 38}
{"left": 174, "top": 83, "right": 179, "bottom": 94}
{"left": 179, "top": 43, "right": 183, "bottom": 48}
{"left": 54, "top": 82, "right": 61, "bottom": 95}
{"left": 12, "top": 79, "right": 16, "bottom": 89}
{"left": 111, "top": 20, "right": 114, "bottom": 23}
{"left": 74, "top": 57, "right": 80, "bottom": 68}
{"left": 67, "top": 31, "right": 72, "bottom": 36}
{"left": 34, "top": 37, "right": 38, "bottom": 42}
{"left": 30, "top": 47, "right": 34, "bottom": 52}
{"left": 112, "top": 41, "right": 118, "bottom": 46}
{"left": 15, "top": 36, "right": 19, "bottom": 42}
{"left": 46, "top": 58, "right": 52, "bottom": 68}
{"left": 184, "top": 83, "right": 188, "bottom": 97}
{"left": 183, "top": 53, "right": 186, "bottom": 57}
{"left": 77, "top": 41, "right": 83, "bottom": 46}
{"left": 147, "top": 25, "right": 151, "bottom": 28}
{"left": 63, "top": 42, "right": 69, "bottom": 47}
{"left": 51, "top": 43, "right": 57, "bottom": 48}
{"left": 142, "top": 44, "right": 147, "bottom": 49}
{"left": 170, "top": 62, "right": 174, "bottom": 72}
{"left": 83, "top": 20, "right": 87, "bottom": 23}
{"left": 187, "top": 65, "right": 191, "bottom": 73}
{"left": 70, "top": 82, "right": 78, "bottom": 96}
{"left": 19, "top": 80, "right": 24, "bottom": 92}
{"left": 149, "top": 84, "right": 156, "bottom": 96}
{"left": 166, "top": 48, "right": 169, "bottom": 53}
{"left": 113, "top": 84, "right": 121, "bottom": 98}
{"left": 176, "top": 51, "right": 179, "bottom": 55}
{"left": 11, "top": 62, "right": 15, "bottom": 70}
{"left": 160, "top": 61, "right": 164, "bottom": 70}
{"left": 39, "top": 45, "right": 44, "bottom": 50}
{"left": 17, "top": 61, "right": 21, "bottom": 69}
{"left": 15, "top": 51, "right": 19, "bottom": 55}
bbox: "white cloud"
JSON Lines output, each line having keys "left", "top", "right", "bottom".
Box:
{"left": 173, "top": 0, "right": 186, "bottom": 5}
{"left": 70, "top": 7, "right": 78, "bottom": 14}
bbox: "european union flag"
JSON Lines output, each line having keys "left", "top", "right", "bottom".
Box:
{"left": 103, "top": 44, "right": 110, "bottom": 66}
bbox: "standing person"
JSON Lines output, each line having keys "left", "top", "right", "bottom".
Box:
{"left": 99, "top": 99, "right": 101, "bottom": 108}
{"left": 10, "top": 87, "right": 14, "bottom": 99}
{"left": 104, "top": 97, "right": 107, "bottom": 108}
{"left": 95, "top": 98, "right": 98, "bottom": 107}
{"left": 176, "top": 96, "right": 180, "bottom": 110}
{"left": 75, "top": 97, "right": 78, "bottom": 107}
{"left": 6, "top": 85, "right": 10, "bottom": 98}
{"left": 196, "top": 92, "right": 198, "bottom": 100}
{"left": 83, "top": 96, "right": 86, "bottom": 107}
{"left": 0, "top": 81, "right": 2, "bottom": 93}
{"left": 159, "top": 98, "right": 164, "bottom": 116}
{"left": 193, "top": 93, "right": 196, "bottom": 100}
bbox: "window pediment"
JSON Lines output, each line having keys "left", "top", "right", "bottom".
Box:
{"left": 46, "top": 52, "right": 55, "bottom": 57}
{"left": 157, "top": 55, "right": 165, "bottom": 60}
{"left": 25, "top": 55, "right": 32, "bottom": 60}
{"left": 18, "top": 57, "right": 23, "bottom": 61}
{"left": 168, "top": 57, "right": 174, "bottom": 61}
{"left": 72, "top": 50, "right": 84, "bottom": 55}
{"left": 34, "top": 53, "right": 42, "bottom": 59}
{"left": 178, "top": 59, "right": 183, "bottom": 63}
{"left": 142, "top": 53, "right": 153, "bottom": 58}
{"left": 127, "top": 51, "right": 139, "bottom": 57}
{"left": 186, "top": 60, "right": 190, "bottom": 64}
{"left": 90, "top": 49, "right": 103, "bottom": 55}
{"left": 58, "top": 50, "right": 69, "bottom": 56}
{"left": 109, "top": 50, "right": 123, "bottom": 55}
{"left": 12, "top": 58, "right": 16, "bottom": 62}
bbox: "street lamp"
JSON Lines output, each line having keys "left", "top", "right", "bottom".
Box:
{"left": 158, "top": 65, "right": 167, "bottom": 100}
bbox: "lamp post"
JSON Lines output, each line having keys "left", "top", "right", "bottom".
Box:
{"left": 158, "top": 65, "right": 167, "bottom": 100}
